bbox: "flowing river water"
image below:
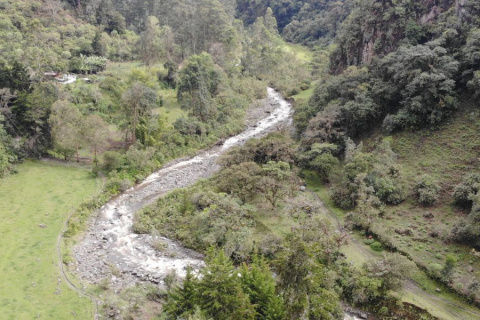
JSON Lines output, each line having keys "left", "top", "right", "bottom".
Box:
{"left": 73, "top": 88, "right": 362, "bottom": 320}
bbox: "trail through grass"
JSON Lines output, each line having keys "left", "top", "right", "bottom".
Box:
{"left": 0, "top": 161, "right": 100, "bottom": 320}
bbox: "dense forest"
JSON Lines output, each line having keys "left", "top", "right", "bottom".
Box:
{"left": 2, "top": 0, "right": 480, "bottom": 319}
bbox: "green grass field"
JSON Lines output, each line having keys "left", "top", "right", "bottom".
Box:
{"left": 0, "top": 161, "right": 100, "bottom": 319}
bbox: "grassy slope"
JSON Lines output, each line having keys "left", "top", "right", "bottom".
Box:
{"left": 368, "top": 100, "right": 480, "bottom": 305}
{"left": 286, "top": 43, "right": 331, "bottom": 102}
{"left": 303, "top": 171, "right": 480, "bottom": 320}
{"left": 287, "top": 41, "right": 480, "bottom": 318}
{"left": 0, "top": 161, "right": 100, "bottom": 320}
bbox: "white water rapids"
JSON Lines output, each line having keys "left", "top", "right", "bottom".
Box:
{"left": 73, "top": 87, "right": 363, "bottom": 320}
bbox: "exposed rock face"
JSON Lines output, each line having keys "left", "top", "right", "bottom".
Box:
{"left": 420, "top": 5, "right": 441, "bottom": 24}
{"left": 330, "top": 0, "right": 455, "bottom": 74}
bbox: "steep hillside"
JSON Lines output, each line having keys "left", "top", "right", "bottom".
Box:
{"left": 330, "top": 0, "right": 457, "bottom": 73}
{"left": 291, "top": 0, "right": 480, "bottom": 310}
{"left": 236, "top": 0, "right": 352, "bottom": 46}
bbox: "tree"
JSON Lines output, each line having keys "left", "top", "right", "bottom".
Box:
{"left": 198, "top": 0, "right": 237, "bottom": 52}
{"left": 348, "top": 173, "right": 382, "bottom": 233}
{"left": 189, "top": 192, "right": 255, "bottom": 261}
{"left": 84, "top": 114, "right": 109, "bottom": 164}
{"left": 196, "top": 249, "right": 255, "bottom": 320}
{"left": 0, "top": 120, "right": 15, "bottom": 177}
{"left": 92, "top": 30, "right": 110, "bottom": 57}
{"left": 216, "top": 161, "right": 261, "bottom": 203}
{"left": 0, "top": 88, "right": 17, "bottom": 120}
{"left": 164, "top": 61, "right": 178, "bottom": 88}
{"left": 257, "top": 161, "right": 293, "bottom": 208}
{"left": 22, "top": 83, "right": 58, "bottom": 154}
{"left": 239, "top": 256, "right": 285, "bottom": 320}
{"left": 452, "top": 193, "right": 480, "bottom": 249}
{"left": 303, "top": 143, "right": 339, "bottom": 181}
{"left": 286, "top": 197, "right": 348, "bottom": 264}
{"left": 286, "top": 197, "right": 323, "bottom": 242}
{"left": 139, "top": 16, "right": 162, "bottom": 66}
{"left": 277, "top": 236, "right": 343, "bottom": 320}
{"left": 163, "top": 266, "right": 199, "bottom": 319}
{"left": 264, "top": 7, "right": 279, "bottom": 35}
{"left": 330, "top": 141, "right": 407, "bottom": 209}
{"left": 49, "top": 100, "right": 85, "bottom": 162}
{"left": 453, "top": 173, "right": 480, "bottom": 208}
{"left": 375, "top": 44, "right": 459, "bottom": 131}
{"left": 219, "top": 132, "right": 296, "bottom": 167}
{"left": 69, "top": 55, "right": 107, "bottom": 74}
{"left": 121, "top": 82, "right": 158, "bottom": 144}
{"left": 177, "top": 53, "right": 220, "bottom": 122}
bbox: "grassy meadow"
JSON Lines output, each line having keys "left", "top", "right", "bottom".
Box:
{"left": 0, "top": 161, "right": 100, "bottom": 319}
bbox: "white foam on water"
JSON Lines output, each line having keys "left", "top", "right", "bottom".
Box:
{"left": 222, "top": 87, "right": 292, "bottom": 150}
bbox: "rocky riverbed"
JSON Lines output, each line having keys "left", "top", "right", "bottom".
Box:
{"left": 73, "top": 88, "right": 292, "bottom": 290}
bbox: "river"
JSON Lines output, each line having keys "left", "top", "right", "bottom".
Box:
{"left": 73, "top": 87, "right": 362, "bottom": 319}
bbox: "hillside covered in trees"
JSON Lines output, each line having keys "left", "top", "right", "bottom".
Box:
{"left": 2, "top": 0, "right": 480, "bottom": 319}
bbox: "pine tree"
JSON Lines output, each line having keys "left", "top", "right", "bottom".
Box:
{"left": 163, "top": 266, "right": 199, "bottom": 319}
{"left": 196, "top": 249, "right": 255, "bottom": 320}
{"left": 240, "top": 256, "right": 285, "bottom": 320}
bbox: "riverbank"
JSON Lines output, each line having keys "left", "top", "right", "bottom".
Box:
{"left": 72, "top": 88, "right": 292, "bottom": 291}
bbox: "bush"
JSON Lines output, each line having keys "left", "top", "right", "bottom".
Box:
{"left": 414, "top": 175, "right": 440, "bottom": 206}
{"left": 364, "top": 238, "right": 375, "bottom": 245}
{"left": 370, "top": 241, "right": 383, "bottom": 252}
{"left": 378, "top": 306, "right": 389, "bottom": 315}
{"left": 309, "top": 153, "right": 339, "bottom": 181}
{"left": 105, "top": 177, "right": 133, "bottom": 193}
{"left": 427, "top": 263, "right": 443, "bottom": 276}
{"left": 102, "top": 151, "right": 124, "bottom": 172}
{"left": 453, "top": 173, "right": 480, "bottom": 208}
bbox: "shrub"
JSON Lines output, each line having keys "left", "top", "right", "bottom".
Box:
{"left": 102, "top": 151, "right": 124, "bottom": 172}
{"left": 370, "top": 241, "right": 383, "bottom": 252}
{"left": 309, "top": 153, "right": 339, "bottom": 181}
{"left": 427, "top": 263, "right": 443, "bottom": 276}
{"left": 378, "top": 306, "right": 389, "bottom": 315}
{"left": 451, "top": 193, "right": 480, "bottom": 249}
{"left": 414, "top": 175, "right": 440, "bottom": 206}
{"left": 105, "top": 177, "right": 133, "bottom": 193}
{"left": 453, "top": 173, "right": 480, "bottom": 208}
